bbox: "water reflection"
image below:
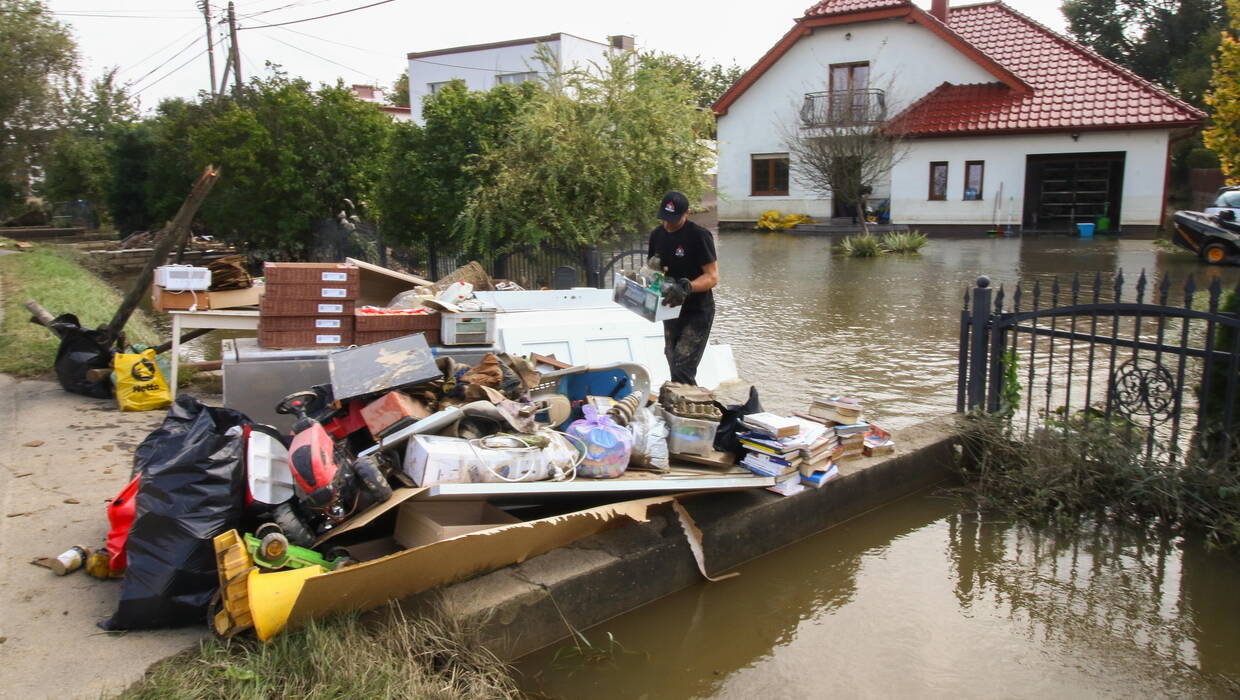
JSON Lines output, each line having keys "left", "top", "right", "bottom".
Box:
{"left": 518, "top": 493, "right": 1240, "bottom": 699}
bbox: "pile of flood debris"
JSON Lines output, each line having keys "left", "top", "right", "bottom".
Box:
{"left": 25, "top": 169, "right": 896, "bottom": 641}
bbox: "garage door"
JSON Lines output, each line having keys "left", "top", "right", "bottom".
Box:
{"left": 1023, "top": 152, "right": 1125, "bottom": 231}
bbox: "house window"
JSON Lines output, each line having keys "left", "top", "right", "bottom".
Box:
{"left": 427, "top": 81, "right": 453, "bottom": 96}
{"left": 929, "top": 162, "right": 948, "bottom": 201}
{"left": 496, "top": 71, "right": 539, "bottom": 86}
{"left": 964, "top": 161, "right": 984, "bottom": 201}
{"left": 752, "top": 154, "right": 790, "bottom": 196}
{"left": 828, "top": 62, "right": 871, "bottom": 123}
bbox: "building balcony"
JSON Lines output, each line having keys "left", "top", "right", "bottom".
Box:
{"left": 800, "top": 89, "right": 887, "bottom": 127}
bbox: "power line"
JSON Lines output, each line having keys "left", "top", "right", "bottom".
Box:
{"left": 132, "top": 37, "right": 226, "bottom": 98}
{"left": 272, "top": 24, "right": 527, "bottom": 74}
{"left": 115, "top": 26, "right": 201, "bottom": 79}
{"left": 126, "top": 35, "right": 204, "bottom": 90}
{"left": 266, "top": 33, "right": 374, "bottom": 80}
{"left": 238, "top": 0, "right": 397, "bottom": 30}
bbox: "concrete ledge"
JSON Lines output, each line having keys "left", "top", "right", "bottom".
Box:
{"left": 419, "top": 418, "right": 958, "bottom": 659}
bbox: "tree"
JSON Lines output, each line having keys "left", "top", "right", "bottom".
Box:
{"left": 1062, "top": 0, "right": 1225, "bottom": 107}
{"left": 41, "top": 69, "right": 137, "bottom": 211}
{"left": 456, "top": 50, "right": 714, "bottom": 251}
{"left": 106, "top": 71, "right": 392, "bottom": 256}
{"left": 1204, "top": 0, "right": 1240, "bottom": 182}
{"left": 0, "top": 0, "right": 77, "bottom": 214}
{"left": 388, "top": 72, "right": 409, "bottom": 107}
{"left": 636, "top": 52, "right": 745, "bottom": 109}
{"left": 782, "top": 100, "right": 907, "bottom": 235}
{"left": 374, "top": 80, "right": 536, "bottom": 254}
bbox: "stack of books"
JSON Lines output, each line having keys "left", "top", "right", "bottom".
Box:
{"left": 738, "top": 412, "right": 841, "bottom": 495}
{"left": 807, "top": 396, "right": 863, "bottom": 425}
{"left": 834, "top": 422, "right": 868, "bottom": 462}
{"left": 863, "top": 424, "right": 895, "bottom": 457}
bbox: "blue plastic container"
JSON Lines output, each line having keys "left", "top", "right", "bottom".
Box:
{"left": 1077, "top": 222, "right": 1096, "bottom": 238}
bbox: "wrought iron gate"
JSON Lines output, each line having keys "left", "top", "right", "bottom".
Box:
{"left": 958, "top": 271, "right": 1240, "bottom": 463}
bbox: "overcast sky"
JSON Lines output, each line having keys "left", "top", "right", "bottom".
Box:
{"left": 47, "top": 0, "right": 1069, "bottom": 111}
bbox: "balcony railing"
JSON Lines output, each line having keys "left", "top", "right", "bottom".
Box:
{"left": 800, "top": 89, "right": 887, "bottom": 127}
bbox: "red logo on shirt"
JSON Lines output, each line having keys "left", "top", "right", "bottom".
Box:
{"left": 675, "top": 246, "right": 685, "bottom": 257}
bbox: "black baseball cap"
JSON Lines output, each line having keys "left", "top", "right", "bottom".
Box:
{"left": 657, "top": 191, "right": 689, "bottom": 222}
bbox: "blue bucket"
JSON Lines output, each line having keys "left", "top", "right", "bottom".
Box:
{"left": 1077, "top": 222, "right": 1096, "bottom": 238}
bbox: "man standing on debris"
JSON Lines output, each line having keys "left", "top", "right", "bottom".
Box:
{"left": 648, "top": 191, "right": 719, "bottom": 386}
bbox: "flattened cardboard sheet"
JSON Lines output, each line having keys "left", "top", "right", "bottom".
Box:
{"left": 287, "top": 495, "right": 676, "bottom": 626}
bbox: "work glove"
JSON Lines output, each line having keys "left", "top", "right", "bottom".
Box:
{"left": 661, "top": 278, "right": 692, "bottom": 307}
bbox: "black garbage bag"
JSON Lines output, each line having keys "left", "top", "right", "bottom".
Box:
{"left": 49, "top": 313, "right": 115, "bottom": 399}
{"left": 713, "top": 385, "right": 763, "bottom": 457}
{"left": 101, "top": 395, "right": 252, "bottom": 630}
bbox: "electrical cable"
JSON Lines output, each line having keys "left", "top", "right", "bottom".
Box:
{"left": 126, "top": 35, "right": 204, "bottom": 91}
{"left": 238, "top": 0, "right": 397, "bottom": 29}
{"left": 272, "top": 24, "right": 527, "bottom": 74}
{"left": 265, "top": 34, "right": 374, "bottom": 80}
{"left": 131, "top": 47, "right": 210, "bottom": 96}
{"left": 132, "top": 36, "right": 226, "bottom": 97}
{"left": 116, "top": 26, "right": 202, "bottom": 80}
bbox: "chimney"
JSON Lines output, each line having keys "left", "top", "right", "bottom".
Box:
{"left": 609, "top": 34, "right": 634, "bottom": 51}
{"left": 930, "top": 0, "right": 948, "bottom": 22}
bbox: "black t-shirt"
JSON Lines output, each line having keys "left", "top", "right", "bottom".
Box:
{"left": 647, "top": 220, "right": 717, "bottom": 307}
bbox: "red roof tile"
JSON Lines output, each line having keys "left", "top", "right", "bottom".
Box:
{"left": 890, "top": 2, "right": 1204, "bottom": 136}
{"left": 803, "top": 0, "right": 911, "bottom": 17}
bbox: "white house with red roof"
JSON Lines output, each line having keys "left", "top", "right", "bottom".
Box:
{"left": 712, "top": 0, "right": 1205, "bottom": 234}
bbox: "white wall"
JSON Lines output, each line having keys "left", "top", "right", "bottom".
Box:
{"left": 892, "top": 129, "right": 1171, "bottom": 227}
{"left": 717, "top": 17, "right": 995, "bottom": 220}
{"left": 407, "top": 34, "right": 614, "bottom": 124}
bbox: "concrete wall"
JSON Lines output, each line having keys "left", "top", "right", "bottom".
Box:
{"left": 407, "top": 34, "right": 613, "bottom": 124}
{"left": 418, "top": 419, "right": 957, "bottom": 660}
{"left": 892, "top": 129, "right": 1171, "bottom": 228}
{"left": 716, "top": 17, "right": 995, "bottom": 221}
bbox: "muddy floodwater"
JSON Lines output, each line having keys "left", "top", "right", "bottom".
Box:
{"left": 517, "top": 492, "right": 1240, "bottom": 698}
{"left": 712, "top": 233, "right": 1240, "bottom": 430}
{"left": 518, "top": 234, "right": 1240, "bottom": 698}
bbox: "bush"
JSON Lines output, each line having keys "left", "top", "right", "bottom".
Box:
{"left": 954, "top": 412, "right": 1240, "bottom": 550}
{"left": 834, "top": 233, "right": 884, "bottom": 257}
{"left": 879, "top": 230, "right": 928, "bottom": 254}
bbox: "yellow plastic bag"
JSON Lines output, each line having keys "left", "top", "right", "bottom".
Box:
{"left": 114, "top": 348, "right": 172, "bottom": 412}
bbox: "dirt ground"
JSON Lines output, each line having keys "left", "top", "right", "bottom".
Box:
{"left": 0, "top": 375, "right": 206, "bottom": 699}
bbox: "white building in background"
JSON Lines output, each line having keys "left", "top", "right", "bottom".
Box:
{"left": 349, "top": 84, "right": 412, "bottom": 122}
{"left": 405, "top": 33, "right": 633, "bottom": 124}
{"left": 712, "top": 0, "right": 1205, "bottom": 235}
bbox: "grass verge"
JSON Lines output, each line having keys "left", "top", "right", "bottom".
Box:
{"left": 118, "top": 604, "right": 520, "bottom": 700}
{"left": 0, "top": 241, "right": 160, "bottom": 376}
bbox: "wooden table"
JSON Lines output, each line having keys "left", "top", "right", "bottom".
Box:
{"left": 168, "top": 309, "right": 259, "bottom": 396}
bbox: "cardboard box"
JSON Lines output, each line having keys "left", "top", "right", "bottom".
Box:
{"left": 260, "top": 315, "right": 355, "bottom": 332}
{"left": 258, "top": 328, "right": 353, "bottom": 349}
{"left": 264, "top": 262, "right": 359, "bottom": 285}
{"left": 360, "top": 390, "right": 430, "bottom": 439}
{"left": 154, "top": 283, "right": 266, "bottom": 311}
{"left": 151, "top": 285, "right": 208, "bottom": 311}
{"left": 260, "top": 298, "right": 355, "bottom": 316}
{"left": 393, "top": 501, "right": 520, "bottom": 549}
{"left": 613, "top": 274, "right": 681, "bottom": 322}
{"left": 285, "top": 494, "right": 678, "bottom": 638}
{"left": 208, "top": 283, "right": 264, "bottom": 309}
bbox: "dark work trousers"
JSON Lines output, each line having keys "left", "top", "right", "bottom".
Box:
{"left": 662, "top": 295, "right": 715, "bottom": 385}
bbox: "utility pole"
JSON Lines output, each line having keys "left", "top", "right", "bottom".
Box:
{"left": 227, "top": 1, "right": 242, "bottom": 96}
{"left": 199, "top": 0, "right": 216, "bottom": 97}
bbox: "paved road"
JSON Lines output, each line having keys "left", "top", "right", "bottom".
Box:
{"left": 0, "top": 260, "right": 204, "bottom": 698}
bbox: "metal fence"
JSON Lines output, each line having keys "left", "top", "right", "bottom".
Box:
{"left": 392, "top": 236, "right": 648, "bottom": 290}
{"left": 957, "top": 271, "right": 1240, "bottom": 464}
